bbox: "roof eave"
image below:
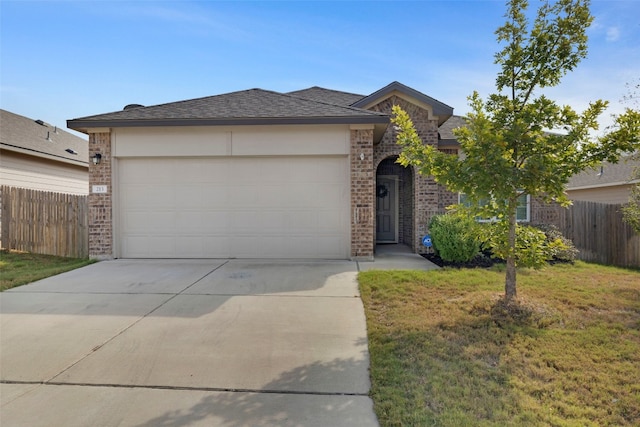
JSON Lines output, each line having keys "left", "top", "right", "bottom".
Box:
{"left": 1, "top": 143, "right": 89, "bottom": 167}
{"left": 68, "top": 115, "right": 390, "bottom": 133}
{"left": 438, "top": 139, "right": 460, "bottom": 147}
{"left": 566, "top": 180, "right": 639, "bottom": 191}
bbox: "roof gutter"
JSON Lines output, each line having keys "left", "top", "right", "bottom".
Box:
{"left": 67, "top": 115, "right": 390, "bottom": 133}
{"left": 1, "top": 143, "right": 88, "bottom": 167}
{"left": 567, "top": 179, "right": 639, "bottom": 191}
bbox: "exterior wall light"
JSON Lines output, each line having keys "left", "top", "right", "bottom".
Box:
{"left": 91, "top": 153, "right": 102, "bottom": 165}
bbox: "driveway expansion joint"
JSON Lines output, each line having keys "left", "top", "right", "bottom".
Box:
{"left": 3, "top": 380, "right": 369, "bottom": 397}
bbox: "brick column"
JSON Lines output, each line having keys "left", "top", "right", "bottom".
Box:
{"left": 414, "top": 118, "right": 441, "bottom": 254}
{"left": 88, "top": 132, "right": 113, "bottom": 259}
{"left": 350, "top": 126, "right": 374, "bottom": 260}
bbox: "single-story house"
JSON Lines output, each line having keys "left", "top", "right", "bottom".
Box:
{"left": 566, "top": 155, "right": 639, "bottom": 204}
{"left": 1, "top": 109, "right": 89, "bottom": 194}
{"left": 67, "top": 81, "right": 555, "bottom": 260}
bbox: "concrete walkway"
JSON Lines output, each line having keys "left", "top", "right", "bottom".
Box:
{"left": 360, "top": 244, "right": 439, "bottom": 271}
{"left": 1, "top": 251, "right": 436, "bottom": 426}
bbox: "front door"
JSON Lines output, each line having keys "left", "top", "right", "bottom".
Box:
{"left": 376, "top": 176, "right": 398, "bottom": 243}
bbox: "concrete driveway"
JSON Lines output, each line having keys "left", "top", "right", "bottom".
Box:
{"left": 0, "top": 259, "right": 380, "bottom": 426}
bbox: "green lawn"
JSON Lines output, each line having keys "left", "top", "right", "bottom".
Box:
{"left": 359, "top": 262, "right": 640, "bottom": 426}
{"left": 0, "top": 250, "right": 95, "bottom": 291}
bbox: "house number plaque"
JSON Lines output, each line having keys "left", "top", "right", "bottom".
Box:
{"left": 92, "top": 185, "right": 108, "bottom": 194}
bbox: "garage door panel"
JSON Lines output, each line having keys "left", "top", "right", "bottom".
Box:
{"left": 316, "top": 236, "right": 346, "bottom": 257}
{"left": 127, "top": 160, "right": 172, "bottom": 184}
{"left": 318, "top": 210, "right": 345, "bottom": 231}
{"left": 174, "top": 186, "right": 204, "bottom": 208}
{"left": 288, "top": 211, "right": 318, "bottom": 232}
{"left": 175, "top": 212, "right": 206, "bottom": 231}
{"left": 288, "top": 184, "right": 316, "bottom": 208}
{"left": 148, "top": 236, "right": 177, "bottom": 257}
{"left": 257, "top": 185, "right": 284, "bottom": 205}
{"left": 230, "top": 236, "right": 259, "bottom": 258}
{"left": 314, "top": 183, "right": 347, "bottom": 206}
{"left": 199, "top": 235, "right": 231, "bottom": 258}
{"left": 175, "top": 236, "right": 206, "bottom": 257}
{"left": 259, "top": 211, "right": 288, "bottom": 231}
{"left": 259, "top": 161, "right": 290, "bottom": 182}
{"left": 120, "top": 185, "right": 165, "bottom": 207}
{"left": 200, "top": 162, "right": 231, "bottom": 183}
{"left": 203, "top": 212, "right": 231, "bottom": 232}
{"left": 229, "top": 186, "right": 262, "bottom": 207}
{"left": 120, "top": 236, "right": 147, "bottom": 257}
{"left": 118, "top": 157, "right": 349, "bottom": 258}
{"left": 122, "top": 212, "right": 152, "bottom": 232}
{"left": 230, "top": 210, "right": 261, "bottom": 233}
{"left": 201, "top": 187, "right": 229, "bottom": 207}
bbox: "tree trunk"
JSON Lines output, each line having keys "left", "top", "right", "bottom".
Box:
{"left": 505, "top": 201, "right": 518, "bottom": 301}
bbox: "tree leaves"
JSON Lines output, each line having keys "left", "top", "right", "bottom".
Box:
{"left": 394, "top": 0, "right": 639, "bottom": 299}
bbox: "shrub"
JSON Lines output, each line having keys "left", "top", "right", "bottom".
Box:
{"left": 532, "top": 223, "right": 579, "bottom": 262}
{"left": 429, "top": 213, "right": 481, "bottom": 262}
{"left": 482, "top": 222, "right": 550, "bottom": 268}
{"left": 481, "top": 222, "right": 578, "bottom": 268}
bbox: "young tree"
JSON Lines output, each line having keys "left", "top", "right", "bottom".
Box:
{"left": 393, "top": 0, "right": 639, "bottom": 300}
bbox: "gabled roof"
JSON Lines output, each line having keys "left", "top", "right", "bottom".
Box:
{"left": 567, "top": 155, "right": 639, "bottom": 190}
{"left": 0, "top": 109, "right": 88, "bottom": 167}
{"left": 287, "top": 87, "right": 365, "bottom": 106}
{"left": 438, "top": 115, "right": 466, "bottom": 146}
{"left": 68, "top": 88, "right": 389, "bottom": 132}
{"left": 351, "top": 81, "right": 453, "bottom": 125}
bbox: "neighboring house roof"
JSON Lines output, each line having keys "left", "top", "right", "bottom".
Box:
{"left": 68, "top": 88, "right": 389, "bottom": 132}
{"left": 287, "top": 87, "right": 365, "bottom": 106}
{"left": 0, "top": 109, "right": 88, "bottom": 167}
{"left": 438, "top": 115, "right": 466, "bottom": 146}
{"left": 352, "top": 81, "right": 453, "bottom": 125}
{"left": 567, "top": 155, "right": 639, "bottom": 190}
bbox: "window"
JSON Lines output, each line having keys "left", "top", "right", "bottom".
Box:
{"left": 458, "top": 193, "right": 530, "bottom": 222}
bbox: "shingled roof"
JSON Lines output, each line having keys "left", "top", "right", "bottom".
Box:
{"left": 1, "top": 109, "right": 88, "bottom": 167}
{"left": 287, "top": 87, "right": 365, "bottom": 106}
{"left": 567, "top": 155, "right": 639, "bottom": 190}
{"left": 68, "top": 88, "right": 389, "bottom": 132}
{"left": 438, "top": 115, "right": 466, "bottom": 145}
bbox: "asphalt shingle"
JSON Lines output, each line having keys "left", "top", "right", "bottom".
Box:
{"left": 1, "top": 109, "right": 88, "bottom": 165}
{"left": 69, "top": 88, "right": 388, "bottom": 129}
{"left": 287, "top": 87, "right": 365, "bottom": 106}
{"left": 568, "top": 155, "right": 638, "bottom": 189}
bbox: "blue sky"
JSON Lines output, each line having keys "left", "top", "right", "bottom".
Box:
{"left": 1, "top": 0, "right": 638, "bottom": 138}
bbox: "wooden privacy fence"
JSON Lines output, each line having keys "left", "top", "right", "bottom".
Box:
{"left": 554, "top": 200, "right": 640, "bottom": 268}
{"left": 1, "top": 186, "right": 88, "bottom": 258}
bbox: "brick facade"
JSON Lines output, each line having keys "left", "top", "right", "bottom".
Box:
{"left": 350, "top": 126, "right": 375, "bottom": 260}
{"left": 530, "top": 197, "right": 561, "bottom": 226}
{"left": 83, "top": 98, "right": 458, "bottom": 260}
{"left": 368, "top": 95, "right": 453, "bottom": 253}
{"left": 88, "top": 132, "right": 113, "bottom": 259}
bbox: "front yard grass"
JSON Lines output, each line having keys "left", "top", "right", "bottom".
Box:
{"left": 0, "top": 250, "right": 95, "bottom": 291}
{"left": 359, "top": 262, "right": 640, "bottom": 426}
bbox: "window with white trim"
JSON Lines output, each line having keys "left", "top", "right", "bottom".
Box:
{"left": 458, "top": 193, "right": 530, "bottom": 222}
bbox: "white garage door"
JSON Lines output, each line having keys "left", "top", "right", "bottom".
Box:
{"left": 117, "top": 157, "right": 350, "bottom": 259}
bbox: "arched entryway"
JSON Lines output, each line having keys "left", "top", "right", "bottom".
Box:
{"left": 375, "top": 156, "right": 414, "bottom": 248}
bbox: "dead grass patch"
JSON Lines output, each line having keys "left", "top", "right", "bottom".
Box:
{"left": 359, "top": 263, "right": 640, "bottom": 426}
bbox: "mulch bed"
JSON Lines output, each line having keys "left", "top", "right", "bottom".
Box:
{"left": 421, "top": 252, "right": 572, "bottom": 269}
{"left": 421, "top": 252, "right": 505, "bottom": 269}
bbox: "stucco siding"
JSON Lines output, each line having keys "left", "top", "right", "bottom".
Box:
{"left": 0, "top": 150, "right": 88, "bottom": 195}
